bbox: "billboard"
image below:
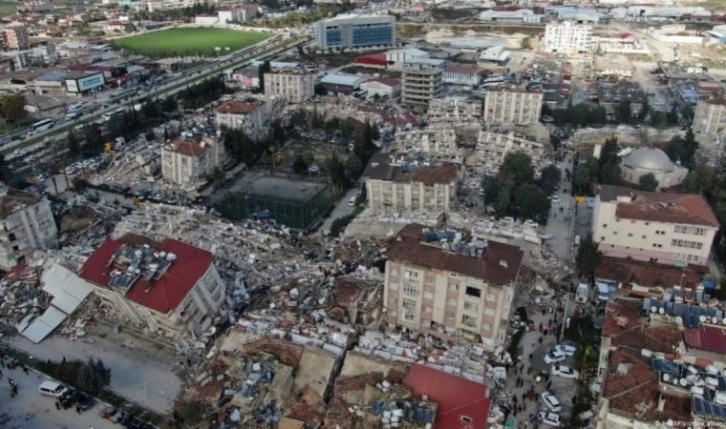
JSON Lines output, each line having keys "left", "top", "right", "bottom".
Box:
{"left": 77, "top": 73, "right": 105, "bottom": 92}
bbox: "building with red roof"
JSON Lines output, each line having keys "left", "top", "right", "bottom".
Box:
{"left": 593, "top": 185, "right": 719, "bottom": 268}
{"left": 403, "top": 364, "right": 490, "bottom": 429}
{"left": 354, "top": 53, "right": 387, "bottom": 69}
{"left": 80, "top": 234, "right": 225, "bottom": 337}
{"left": 161, "top": 135, "right": 225, "bottom": 188}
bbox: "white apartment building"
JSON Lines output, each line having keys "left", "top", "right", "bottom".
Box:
{"left": 263, "top": 70, "right": 315, "bottom": 103}
{"left": 215, "top": 99, "right": 266, "bottom": 140}
{"left": 401, "top": 58, "right": 446, "bottom": 108}
{"left": 592, "top": 185, "right": 719, "bottom": 267}
{"left": 466, "top": 131, "right": 545, "bottom": 175}
{"left": 80, "top": 235, "right": 226, "bottom": 337}
{"left": 0, "top": 186, "right": 58, "bottom": 270}
{"left": 218, "top": 8, "right": 240, "bottom": 23}
{"left": 484, "top": 87, "right": 543, "bottom": 125}
{"left": 393, "top": 128, "right": 460, "bottom": 163}
{"left": 385, "top": 223, "right": 524, "bottom": 350}
{"left": 543, "top": 21, "right": 593, "bottom": 56}
{"left": 363, "top": 154, "right": 458, "bottom": 214}
{"left": 428, "top": 97, "right": 483, "bottom": 123}
{"left": 442, "top": 65, "right": 483, "bottom": 87}
{"left": 693, "top": 96, "right": 726, "bottom": 141}
{"left": 161, "top": 136, "right": 225, "bottom": 188}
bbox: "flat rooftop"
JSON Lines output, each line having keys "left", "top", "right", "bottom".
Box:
{"left": 227, "top": 175, "right": 328, "bottom": 202}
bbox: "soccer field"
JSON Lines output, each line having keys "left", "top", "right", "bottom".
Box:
{"left": 112, "top": 27, "right": 269, "bottom": 57}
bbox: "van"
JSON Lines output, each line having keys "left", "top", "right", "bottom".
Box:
{"left": 39, "top": 381, "right": 68, "bottom": 397}
{"left": 347, "top": 195, "right": 357, "bottom": 207}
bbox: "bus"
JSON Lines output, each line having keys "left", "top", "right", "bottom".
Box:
{"left": 28, "top": 119, "right": 54, "bottom": 135}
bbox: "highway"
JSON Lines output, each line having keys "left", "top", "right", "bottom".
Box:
{"left": 0, "top": 34, "right": 310, "bottom": 160}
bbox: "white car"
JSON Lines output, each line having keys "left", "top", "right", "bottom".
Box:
{"left": 540, "top": 391, "right": 562, "bottom": 413}
{"left": 538, "top": 411, "right": 561, "bottom": 427}
{"left": 554, "top": 344, "right": 577, "bottom": 357}
{"left": 544, "top": 350, "right": 566, "bottom": 364}
{"left": 551, "top": 365, "right": 579, "bottom": 379}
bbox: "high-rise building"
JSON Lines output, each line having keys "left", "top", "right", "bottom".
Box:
{"left": 384, "top": 224, "right": 524, "bottom": 350}
{"left": 0, "top": 186, "right": 58, "bottom": 270}
{"left": 263, "top": 69, "right": 315, "bottom": 103}
{"left": 483, "top": 87, "right": 543, "bottom": 125}
{"left": 1, "top": 24, "right": 29, "bottom": 50}
{"left": 314, "top": 14, "right": 395, "bottom": 51}
{"left": 693, "top": 96, "right": 726, "bottom": 140}
{"left": 543, "top": 21, "right": 592, "bottom": 56}
{"left": 401, "top": 58, "right": 446, "bottom": 108}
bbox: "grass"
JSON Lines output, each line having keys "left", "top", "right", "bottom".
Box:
{"left": 0, "top": 1, "right": 18, "bottom": 16}
{"left": 112, "top": 27, "right": 269, "bottom": 57}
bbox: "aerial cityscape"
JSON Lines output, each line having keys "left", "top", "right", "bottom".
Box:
{"left": 0, "top": 0, "right": 726, "bottom": 428}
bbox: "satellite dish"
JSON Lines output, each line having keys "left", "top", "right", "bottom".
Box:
{"left": 722, "top": 318, "right": 726, "bottom": 325}
{"left": 679, "top": 378, "right": 688, "bottom": 387}
{"left": 663, "top": 374, "right": 671, "bottom": 383}
{"left": 659, "top": 307, "right": 665, "bottom": 315}
{"left": 700, "top": 315, "right": 707, "bottom": 323}
{"left": 651, "top": 306, "right": 657, "bottom": 313}
{"left": 713, "top": 317, "right": 719, "bottom": 324}
{"left": 675, "top": 316, "right": 683, "bottom": 325}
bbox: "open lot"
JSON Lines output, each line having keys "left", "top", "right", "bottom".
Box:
{"left": 112, "top": 27, "right": 268, "bottom": 57}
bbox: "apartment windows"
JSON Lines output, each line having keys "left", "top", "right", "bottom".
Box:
{"left": 423, "top": 291, "right": 434, "bottom": 300}
{"left": 484, "top": 308, "right": 496, "bottom": 317}
{"left": 463, "top": 301, "right": 478, "bottom": 313}
{"left": 403, "top": 283, "right": 419, "bottom": 296}
{"left": 447, "top": 297, "right": 457, "bottom": 306}
{"left": 461, "top": 314, "right": 477, "bottom": 328}
{"left": 487, "top": 291, "right": 497, "bottom": 301}
{"left": 445, "top": 311, "right": 455, "bottom": 319}
{"left": 402, "top": 298, "right": 416, "bottom": 311}
{"left": 481, "top": 323, "right": 492, "bottom": 332}
{"left": 404, "top": 312, "right": 415, "bottom": 321}
{"left": 404, "top": 270, "right": 419, "bottom": 280}
{"left": 465, "top": 286, "right": 481, "bottom": 298}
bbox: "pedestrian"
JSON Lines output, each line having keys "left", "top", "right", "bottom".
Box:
{"left": 76, "top": 406, "right": 81, "bottom": 414}
{"left": 55, "top": 401, "right": 60, "bottom": 410}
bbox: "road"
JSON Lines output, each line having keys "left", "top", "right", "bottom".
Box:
{"left": 6, "top": 332, "right": 183, "bottom": 415}
{"left": 0, "top": 361, "right": 116, "bottom": 429}
{"left": 320, "top": 188, "right": 359, "bottom": 235}
{"left": 544, "top": 153, "right": 576, "bottom": 262}
{"left": 0, "top": 35, "right": 308, "bottom": 158}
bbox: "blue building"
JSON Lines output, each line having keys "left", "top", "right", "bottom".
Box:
{"left": 314, "top": 14, "right": 395, "bottom": 51}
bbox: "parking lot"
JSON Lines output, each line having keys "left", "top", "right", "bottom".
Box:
{"left": 0, "top": 362, "right": 115, "bottom": 429}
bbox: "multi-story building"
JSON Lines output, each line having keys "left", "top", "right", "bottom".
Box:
{"left": 393, "top": 128, "right": 460, "bottom": 163}
{"left": 484, "top": 87, "right": 543, "bottom": 125}
{"left": 442, "top": 65, "right": 484, "bottom": 87}
{"left": 428, "top": 96, "right": 483, "bottom": 123}
{"left": 161, "top": 136, "right": 225, "bottom": 188}
{"left": 592, "top": 185, "right": 719, "bottom": 267}
{"left": 215, "top": 99, "right": 265, "bottom": 140}
{"left": 363, "top": 153, "right": 458, "bottom": 214}
{"left": 80, "top": 234, "right": 226, "bottom": 337}
{"left": 543, "top": 21, "right": 592, "bottom": 56}
{"left": 401, "top": 58, "right": 446, "bottom": 108}
{"left": 1, "top": 24, "right": 29, "bottom": 50}
{"left": 693, "top": 96, "right": 726, "bottom": 141}
{"left": 466, "top": 131, "right": 545, "bottom": 175}
{"left": 385, "top": 223, "right": 524, "bottom": 350}
{"left": 263, "top": 69, "right": 315, "bottom": 103}
{"left": 0, "top": 186, "right": 57, "bottom": 270}
{"left": 314, "top": 14, "right": 395, "bottom": 51}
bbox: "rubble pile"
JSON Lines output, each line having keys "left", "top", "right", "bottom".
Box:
{"left": 0, "top": 265, "right": 44, "bottom": 335}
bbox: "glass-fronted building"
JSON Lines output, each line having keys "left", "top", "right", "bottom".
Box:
{"left": 315, "top": 15, "right": 396, "bottom": 51}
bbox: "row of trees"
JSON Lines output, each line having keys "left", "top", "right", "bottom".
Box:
{"left": 544, "top": 98, "right": 687, "bottom": 128}
{"left": 0, "top": 93, "right": 27, "bottom": 125}
{"left": 481, "top": 152, "right": 560, "bottom": 224}
{"left": 38, "top": 357, "right": 111, "bottom": 396}
{"left": 177, "top": 76, "right": 226, "bottom": 110}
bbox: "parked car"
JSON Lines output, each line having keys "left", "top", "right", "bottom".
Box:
{"left": 544, "top": 350, "right": 566, "bottom": 364}
{"left": 538, "top": 411, "right": 561, "bottom": 427}
{"left": 39, "top": 381, "right": 69, "bottom": 398}
{"left": 551, "top": 365, "right": 579, "bottom": 379}
{"left": 540, "top": 391, "right": 562, "bottom": 413}
{"left": 554, "top": 344, "right": 577, "bottom": 357}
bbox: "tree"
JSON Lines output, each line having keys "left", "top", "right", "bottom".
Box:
{"left": 665, "top": 129, "right": 698, "bottom": 168}
{"left": 0, "top": 154, "right": 12, "bottom": 184}
{"left": 666, "top": 105, "right": 679, "bottom": 125}
{"left": 327, "top": 154, "right": 347, "bottom": 195}
{"left": 549, "top": 133, "right": 561, "bottom": 150}
{"left": 539, "top": 164, "right": 561, "bottom": 196}
{"left": 258, "top": 60, "right": 271, "bottom": 93}
{"left": 649, "top": 110, "right": 667, "bottom": 128}
{"left": 292, "top": 155, "right": 308, "bottom": 175}
{"left": 683, "top": 162, "right": 714, "bottom": 194}
{"left": 0, "top": 93, "right": 27, "bottom": 124}
{"left": 67, "top": 129, "right": 80, "bottom": 158}
{"left": 498, "top": 152, "right": 534, "bottom": 188}
{"left": 513, "top": 184, "right": 551, "bottom": 224}
{"left": 573, "top": 157, "right": 599, "bottom": 194}
{"left": 638, "top": 173, "right": 659, "bottom": 191}
{"left": 344, "top": 153, "right": 364, "bottom": 178}
{"left": 615, "top": 98, "right": 633, "bottom": 124}
{"left": 597, "top": 137, "right": 621, "bottom": 185}
{"left": 576, "top": 234, "right": 601, "bottom": 275}
{"left": 637, "top": 97, "right": 650, "bottom": 123}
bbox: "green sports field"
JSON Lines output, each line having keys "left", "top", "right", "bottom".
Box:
{"left": 112, "top": 27, "right": 269, "bottom": 57}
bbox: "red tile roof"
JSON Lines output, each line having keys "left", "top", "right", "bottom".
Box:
{"left": 595, "top": 256, "right": 705, "bottom": 290}
{"left": 684, "top": 325, "right": 726, "bottom": 354}
{"left": 364, "top": 76, "right": 400, "bottom": 87}
{"left": 601, "top": 298, "right": 642, "bottom": 337}
{"left": 80, "top": 236, "right": 213, "bottom": 314}
{"left": 598, "top": 185, "right": 719, "bottom": 227}
{"left": 215, "top": 100, "right": 259, "bottom": 115}
{"left": 168, "top": 139, "right": 212, "bottom": 157}
{"left": 404, "top": 364, "right": 490, "bottom": 429}
{"left": 355, "top": 53, "right": 387, "bottom": 67}
{"left": 362, "top": 153, "right": 458, "bottom": 185}
{"left": 445, "top": 65, "right": 483, "bottom": 75}
{"left": 388, "top": 224, "right": 523, "bottom": 285}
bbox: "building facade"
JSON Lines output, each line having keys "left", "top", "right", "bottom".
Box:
{"left": 466, "top": 131, "right": 545, "bottom": 175}
{"left": 693, "top": 96, "right": 726, "bottom": 141}
{"left": 80, "top": 235, "right": 226, "bottom": 337}
{"left": 0, "top": 186, "right": 58, "bottom": 270}
{"left": 161, "top": 136, "right": 225, "bottom": 187}
{"left": 360, "top": 77, "right": 401, "bottom": 98}
{"left": 384, "top": 224, "right": 524, "bottom": 350}
{"left": 1, "top": 25, "right": 29, "bottom": 50}
{"left": 592, "top": 185, "right": 719, "bottom": 267}
{"left": 484, "top": 87, "right": 543, "bottom": 125}
{"left": 620, "top": 147, "right": 688, "bottom": 189}
{"left": 363, "top": 154, "right": 458, "bottom": 214}
{"left": 263, "top": 70, "right": 315, "bottom": 103}
{"left": 401, "top": 59, "right": 446, "bottom": 108}
{"left": 215, "top": 99, "right": 265, "bottom": 140}
{"left": 543, "top": 21, "right": 593, "bottom": 56}
{"left": 393, "top": 128, "right": 460, "bottom": 163}
{"left": 428, "top": 97, "right": 483, "bottom": 123}
{"left": 314, "top": 14, "right": 395, "bottom": 51}
{"left": 442, "top": 65, "right": 484, "bottom": 87}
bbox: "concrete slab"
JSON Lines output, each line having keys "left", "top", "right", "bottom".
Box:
{"left": 295, "top": 348, "right": 336, "bottom": 399}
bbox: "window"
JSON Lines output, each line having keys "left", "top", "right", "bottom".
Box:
{"left": 403, "top": 283, "right": 419, "bottom": 296}
{"left": 602, "top": 224, "right": 607, "bottom": 228}
{"left": 484, "top": 308, "right": 496, "bottom": 316}
{"left": 404, "top": 270, "right": 419, "bottom": 280}
{"left": 445, "top": 311, "right": 455, "bottom": 319}
{"left": 404, "top": 312, "right": 415, "bottom": 321}
{"left": 402, "top": 298, "right": 416, "bottom": 311}
{"left": 628, "top": 233, "right": 633, "bottom": 237}
{"left": 466, "top": 286, "right": 481, "bottom": 298}
{"left": 461, "top": 314, "right": 476, "bottom": 328}
{"left": 487, "top": 292, "right": 497, "bottom": 301}
{"left": 481, "top": 323, "right": 492, "bottom": 331}
{"left": 423, "top": 291, "right": 434, "bottom": 300}
{"left": 447, "top": 297, "right": 457, "bottom": 305}
{"left": 464, "top": 301, "right": 478, "bottom": 313}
